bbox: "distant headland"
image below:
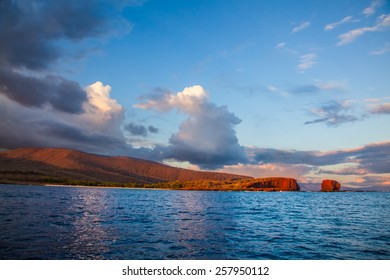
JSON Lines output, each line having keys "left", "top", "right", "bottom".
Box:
{"left": 0, "top": 147, "right": 344, "bottom": 192}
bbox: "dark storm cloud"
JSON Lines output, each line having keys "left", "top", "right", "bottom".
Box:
{"left": 0, "top": 0, "right": 156, "bottom": 159}
{"left": 0, "top": 68, "right": 86, "bottom": 113}
{"left": 0, "top": 0, "right": 140, "bottom": 153}
{"left": 352, "top": 142, "right": 390, "bottom": 174}
{"left": 41, "top": 120, "right": 125, "bottom": 147}
{"left": 0, "top": 0, "right": 135, "bottom": 113}
{"left": 124, "top": 123, "right": 159, "bottom": 137}
{"left": 0, "top": 96, "right": 130, "bottom": 154}
{"left": 0, "top": 0, "right": 131, "bottom": 70}
{"left": 148, "top": 125, "right": 159, "bottom": 134}
{"left": 125, "top": 122, "right": 148, "bottom": 137}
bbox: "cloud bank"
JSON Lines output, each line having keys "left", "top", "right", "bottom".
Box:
{"left": 0, "top": 0, "right": 132, "bottom": 70}
{"left": 0, "top": 0, "right": 138, "bottom": 154}
{"left": 0, "top": 81, "right": 128, "bottom": 153}
{"left": 0, "top": 68, "right": 86, "bottom": 114}
{"left": 246, "top": 141, "right": 390, "bottom": 187}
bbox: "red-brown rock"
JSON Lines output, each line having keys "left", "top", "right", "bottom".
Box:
{"left": 246, "top": 177, "right": 300, "bottom": 191}
{"left": 321, "top": 180, "right": 341, "bottom": 192}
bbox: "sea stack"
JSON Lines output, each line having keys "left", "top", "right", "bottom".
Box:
{"left": 277, "top": 177, "right": 301, "bottom": 191}
{"left": 321, "top": 180, "right": 341, "bottom": 192}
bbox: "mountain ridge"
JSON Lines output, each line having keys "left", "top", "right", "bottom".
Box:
{"left": 0, "top": 147, "right": 250, "bottom": 184}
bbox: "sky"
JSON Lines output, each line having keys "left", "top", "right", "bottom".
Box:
{"left": 1, "top": 0, "right": 389, "bottom": 189}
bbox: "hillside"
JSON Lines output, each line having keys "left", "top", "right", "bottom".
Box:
{"left": 0, "top": 147, "right": 249, "bottom": 184}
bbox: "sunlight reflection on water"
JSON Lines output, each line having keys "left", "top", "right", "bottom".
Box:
{"left": 0, "top": 185, "right": 389, "bottom": 259}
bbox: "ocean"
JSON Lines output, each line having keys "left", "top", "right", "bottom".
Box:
{"left": 0, "top": 184, "right": 389, "bottom": 259}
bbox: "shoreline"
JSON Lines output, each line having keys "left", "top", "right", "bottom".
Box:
{"left": 1, "top": 181, "right": 304, "bottom": 192}
{"left": 1, "top": 182, "right": 383, "bottom": 192}
{"left": 0, "top": 182, "right": 169, "bottom": 191}
{"left": 42, "top": 183, "right": 168, "bottom": 191}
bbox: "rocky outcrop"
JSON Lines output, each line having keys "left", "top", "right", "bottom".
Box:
{"left": 321, "top": 180, "right": 341, "bottom": 192}
{"left": 144, "top": 177, "right": 301, "bottom": 191}
{"left": 246, "top": 177, "right": 300, "bottom": 191}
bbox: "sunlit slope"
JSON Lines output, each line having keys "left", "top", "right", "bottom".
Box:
{"left": 0, "top": 147, "right": 249, "bottom": 184}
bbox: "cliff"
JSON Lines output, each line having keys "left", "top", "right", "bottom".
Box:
{"left": 244, "top": 177, "right": 300, "bottom": 191}
{"left": 321, "top": 180, "right": 341, "bottom": 192}
{"left": 144, "top": 177, "right": 300, "bottom": 191}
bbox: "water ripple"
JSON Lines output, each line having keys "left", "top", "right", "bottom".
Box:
{"left": 0, "top": 185, "right": 389, "bottom": 259}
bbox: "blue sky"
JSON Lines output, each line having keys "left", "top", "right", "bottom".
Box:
{"left": 1, "top": 0, "right": 389, "bottom": 188}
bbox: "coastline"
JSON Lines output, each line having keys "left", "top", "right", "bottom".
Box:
{"left": 0, "top": 182, "right": 168, "bottom": 191}
{"left": 43, "top": 184, "right": 168, "bottom": 191}
{"left": 1, "top": 181, "right": 385, "bottom": 192}
{"left": 1, "top": 180, "right": 302, "bottom": 192}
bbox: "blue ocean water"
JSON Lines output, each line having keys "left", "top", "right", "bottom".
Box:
{"left": 0, "top": 184, "right": 389, "bottom": 260}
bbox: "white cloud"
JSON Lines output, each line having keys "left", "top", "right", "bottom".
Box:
{"left": 135, "top": 85, "right": 247, "bottom": 169}
{"left": 371, "top": 42, "right": 390, "bottom": 54}
{"left": 297, "top": 53, "right": 317, "bottom": 72}
{"left": 275, "top": 42, "right": 287, "bottom": 49}
{"left": 135, "top": 85, "right": 207, "bottom": 114}
{"left": 82, "top": 81, "right": 125, "bottom": 135}
{"left": 337, "top": 13, "right": 390, "bottom": 45}
{"left": 324, "top": 16, "right": 354, "bottom": 31}
{"left": 315, "top": 80, "right": 346, "bottom": 91}
{"left": 267, "top": 85, "right": 289, "bottom": 96}
{"left": 292, "top": 21, "right": 310, "bottom": 33}
{"left": 363, "top": 0, "right": 385, "bottom": 16}
{"left": 85, "top": 82, "right": 123, "bottom": 118}
{"left": 370, "top": 102, "right": 390, "bottom": 114}
{"left": 338, "top": 28, "right": 368, "bottom": 45}
{"left": 267, "top": 85, "right": 278, "bottom": 92}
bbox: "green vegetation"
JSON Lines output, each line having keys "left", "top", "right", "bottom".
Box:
{"left": 49, "top": 178, "right": 282, "bottom": 191}
{"left": 143, "top": 179, "right": 279, "bottom": 191}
